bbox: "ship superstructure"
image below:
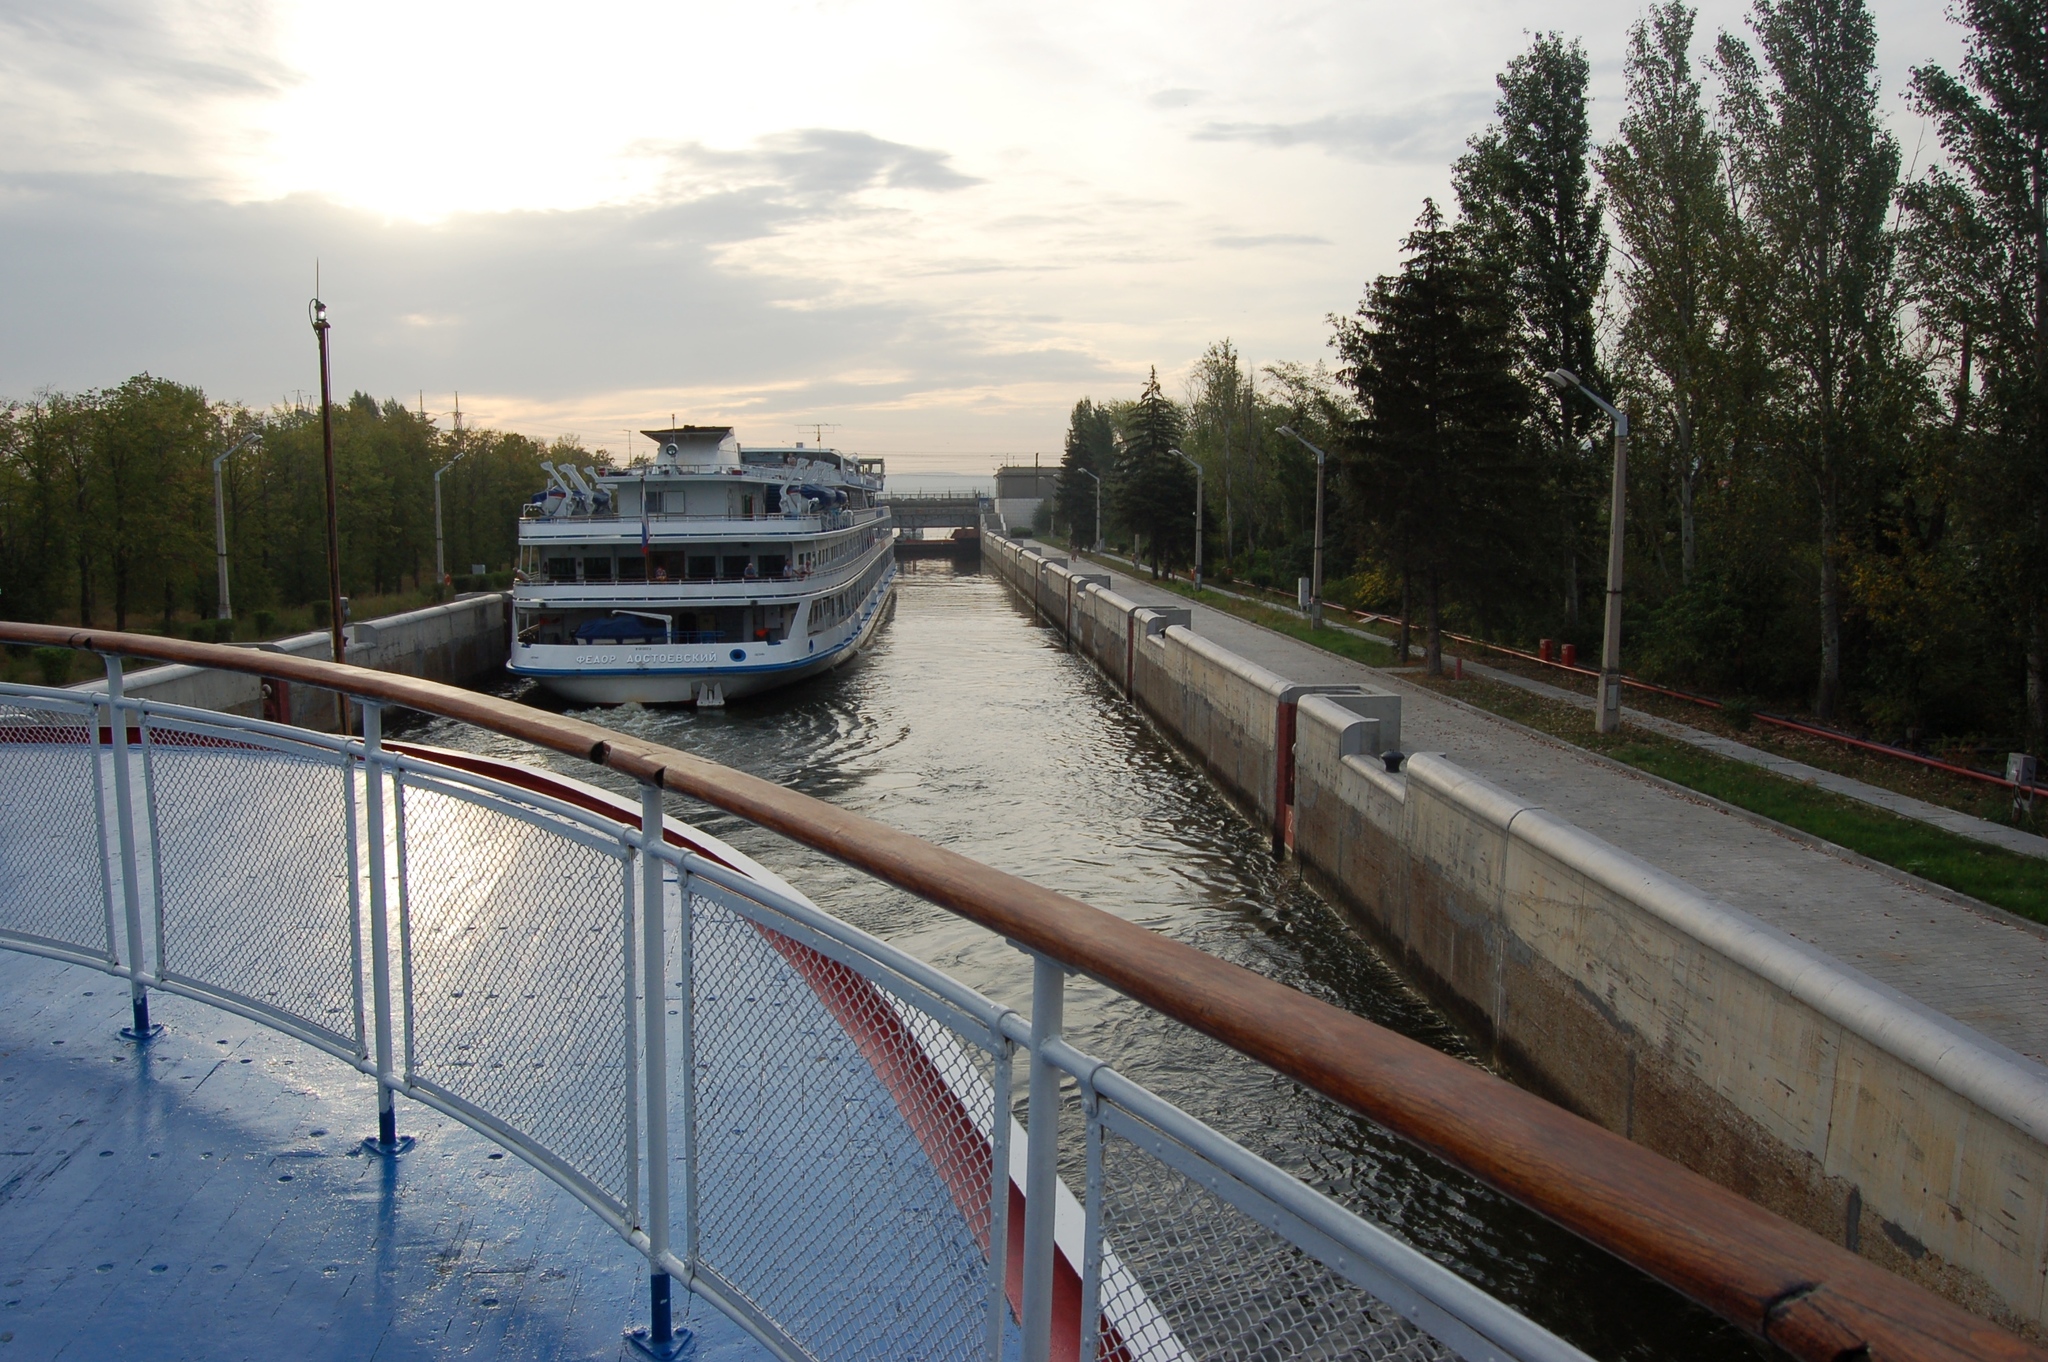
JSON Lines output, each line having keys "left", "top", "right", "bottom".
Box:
{"left": 511, "top": 425, "right": 894, "bottom": 704}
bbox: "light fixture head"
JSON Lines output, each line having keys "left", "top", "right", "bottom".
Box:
{"left": 1542, "top": 368, "right": 1578, "bottom": 392}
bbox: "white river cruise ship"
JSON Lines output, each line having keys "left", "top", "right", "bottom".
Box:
{"left": 510, "top": 425, "right": 895, "bottom": 704}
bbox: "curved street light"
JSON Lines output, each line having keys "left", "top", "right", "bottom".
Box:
{"left": 1544, "top": 368, "right": 1628, "bottom": 735}
{"left": 1275, "top": 426, "right": 1327, "bottom": 629}
{"left": 1069, "top": 466, "right": 1103, "bottom": 553}
{"left": 1166, "top": 448, "right": 1203, "bottom": 592}
{"left": 211, "top": 431, "right": 262, "bottom": 620}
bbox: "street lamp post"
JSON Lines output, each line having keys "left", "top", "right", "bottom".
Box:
{"left": 211, "top": 432, "right": 262, "bottom": 620}
{"left": 1544, "top": 368, "right": 1628, "bottom": 735}
{"left": 1168, "top": 448, "right": 1203, "bottom": 592}
{"left": 309, "top": 294, "right": 347, "bottom": 734}
{"left": 1276, "top": 426, "right": 1327, "bottom": 629}
{"left": 1072, "top": 467, "right": 1102, "bottom": 553}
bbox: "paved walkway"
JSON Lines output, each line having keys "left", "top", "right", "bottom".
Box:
{"left": 1051, "top": 551, "right": 2048, "bottom": 1068}
{"left": 1138, "top": 561, "right": 2048, "bottom": 862}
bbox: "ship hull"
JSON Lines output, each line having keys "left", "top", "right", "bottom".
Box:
{"left": 512, "top": 572, "right": 895, "bottom": 706}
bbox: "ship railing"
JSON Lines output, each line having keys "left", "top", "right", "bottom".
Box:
{"left": 522, "top": 507, "right": 883, "bottom": 530}
{"left": 0, "top": 626, "right": 2027, "bottom": 1362}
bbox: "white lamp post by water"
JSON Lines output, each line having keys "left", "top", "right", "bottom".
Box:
{"left": 1167, "top": 448, "right": 1203, "bottom": 592}
{"left": 1276, "top": 426, "right": 1327, "bottom": 629}
{"left": 211, "top": 432, "right": 262, "bottom": 620}
{"left": 1072, "top": 467, "right": 1103, "bottom": 552}
{"left": 1544, "top": 368, "right": 1628, "bottom": 735}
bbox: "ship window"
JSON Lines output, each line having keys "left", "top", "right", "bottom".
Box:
{"left": 646, "top": 490, "right": 664, "bottom": 514}
{"left": 759, "top": 554, "right": 786, "bottom": 577}
{"left": 721, "top": 555, "right": 750, "bottom": 579}
{"left": 741, "top": 494, "right": 755, "bottom": 518}
{"left": 546, "top": 557, "right": 576, "bottom": 583}
{"left": 617, "top": 556, "right": 646, "bottom": 582}
{"left": 584, "top": 557, "right": 613, "bottom": 582}
{"left": 686, "top": 555, "right": 715, "bottom": 580}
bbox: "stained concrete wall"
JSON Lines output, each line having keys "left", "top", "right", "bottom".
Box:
{"left": 1293, "top": 693, "right": 2048, "bottom": 1334}
{"left": 987, "top": 531, "right": 2048, "bottom": 1336}
{"left": 73, "top": 594, "right": 510, "bottom": 730}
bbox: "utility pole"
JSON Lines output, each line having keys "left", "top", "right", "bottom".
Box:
{"left": 435, "top": 395, "right": 468, "bottom": 589}
{"left": 211, "top": 431, "right": 261, "bottom": 620}
{"left": 1545, "top": 369, "right": 1628, "bottom": 734}
{"left": 310, "top": 290, "right": 347, "bottom": 734}
{"left": 1168, "top": 449, "right": 1203, "bottom": 592}
{"left": 1277, "top": 426, "right": 1328, "bottom": 628}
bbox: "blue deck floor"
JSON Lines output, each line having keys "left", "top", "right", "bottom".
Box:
{"left": 0, "top": 951, "right": 772, "bottom": 1362}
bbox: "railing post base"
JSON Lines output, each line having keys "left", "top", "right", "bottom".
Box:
{"left": 626, "top": 1274, "right": 693, "bottom": 1361}
{"left": 119, "top": 990, "right": 162, "bottom": 1042}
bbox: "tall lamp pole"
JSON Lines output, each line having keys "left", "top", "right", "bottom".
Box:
{"left": 1276, "top": 426, "right": 1327, "bottom": 629}
{"left": 310, "top": 295, "right": 347, "bottom": 733}
{"left": 1167, "top": 448, "right": 1203, "bottom": 592}
{"left": 1545, "top": 368, "right": 1628, "bottom": 734}
{"left": 434, "top": 443, "right": 470, "bottom": 589}
{"left": 1072, "top": 467, "right": 1102, "bottom": 553}
{"left": 211, "top": 432, "right": 262, "bottom": 620}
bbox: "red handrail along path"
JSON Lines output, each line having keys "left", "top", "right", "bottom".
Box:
{"left": 6, "top": 620, "right": 2041, "bottom": 1362}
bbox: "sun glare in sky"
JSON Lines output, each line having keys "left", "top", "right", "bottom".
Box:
{"left": 0, "top": 0, "right": 1959, "bottom": 469}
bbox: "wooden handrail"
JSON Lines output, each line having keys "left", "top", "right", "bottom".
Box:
{"left": 6, "top": 620, "right": 2037, "bottom": 1362}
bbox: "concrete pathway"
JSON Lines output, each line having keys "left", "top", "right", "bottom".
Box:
{"left": 1046, "top": 550, "right": 2048, "bottom": 1067}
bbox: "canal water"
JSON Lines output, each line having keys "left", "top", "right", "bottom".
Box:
{"left": 416, "top": 558, "right": 1759, "bottom": 1362}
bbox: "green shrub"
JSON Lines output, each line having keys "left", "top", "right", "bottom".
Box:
{"left": 31, "top": 647, "right": 72, "bottom": 687}
{"left": 253, "top": 609, "right": 277, "bottom": 637}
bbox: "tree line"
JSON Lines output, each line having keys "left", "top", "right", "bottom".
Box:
{"left": 1057, "top": 0, "right": 2048, "bottom": 754}
{"left": 0, "top": 377, "right": 568, "bottom": 635}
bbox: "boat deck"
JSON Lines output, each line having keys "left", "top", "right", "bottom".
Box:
{"left": 0, "top": 951, "right": 766, "bottom": 1361}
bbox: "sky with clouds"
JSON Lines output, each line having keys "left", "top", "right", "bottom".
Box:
{"left": 0, "top": 0, "right": 1962, "bottom": 472}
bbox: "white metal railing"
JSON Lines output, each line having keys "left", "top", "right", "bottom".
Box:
{"left": 0, "top": 665, "right": 1591, "bottom": 1362}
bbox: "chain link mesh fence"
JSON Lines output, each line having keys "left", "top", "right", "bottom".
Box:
{"left": 1092, "top": 1114, "right": 1462, "bottom": 1362}
{"left": 398, "top": 775, "right": 635, "bottom": 1214}
{"left": 688, "top": 879, "right": 1001, "bottom": 1361}
{"left": 0, "top": 695, "right": 110, "bottom": 958}
{"left": 143, "top": 716, "right": 361, "bottom": 1045}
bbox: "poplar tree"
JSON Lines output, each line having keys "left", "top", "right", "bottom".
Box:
{"left": 1336, "top": 202, "right": 1534, "bottom": 675}
{"left": 1716, "top": 0, "right": 1903, "bottom": 720}
{"left": 1454, "top": 33, "right": 1608, "bottom": 626}
{"left": 1902, "top": 0, "right": 2048, "bottom": 748}
{"left": 1599, "top": 2, "right": 1733, "bottom": 586}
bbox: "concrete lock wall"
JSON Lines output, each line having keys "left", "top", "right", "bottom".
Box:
{"left": 988, "top": 531, "right": 2048, "bottom": 1334}
{"left": 74, "top": 593, "right": 510, "bottom": 730}
{"left": 1291, "top": 694, "right": 2048, "bottom": 1335}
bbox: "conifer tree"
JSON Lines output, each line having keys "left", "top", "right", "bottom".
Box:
{"left": 1109, "top": 368, "right": 1193, "bottom": 578}
{"left": 1336, "top": 202, "right": 1535, "bottom": 674}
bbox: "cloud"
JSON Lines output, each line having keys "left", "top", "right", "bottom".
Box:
{"left": 1193, "top": 91, "right": 1496, "bottom": 165}
{"left": 0, "top": 0, "right": 292, "bottom": 179}
{"left": 1148, "top": 88, "right": 1204, "bottom": 110}
{"left": 1211, "top": 233, "right": 1331, "bottom": 249}
{"left": 645, "top": 128, "right": 982, "bottom": 207}
{"left": 0, "top": 167, "right": 1110, "bottom": 439}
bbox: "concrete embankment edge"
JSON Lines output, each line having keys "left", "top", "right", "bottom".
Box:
{"left": 986, "top": 532, "right": 2048, "bottom": 1337}
{"left": 72, "top": 593, "right": 510, "bottom": 727}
